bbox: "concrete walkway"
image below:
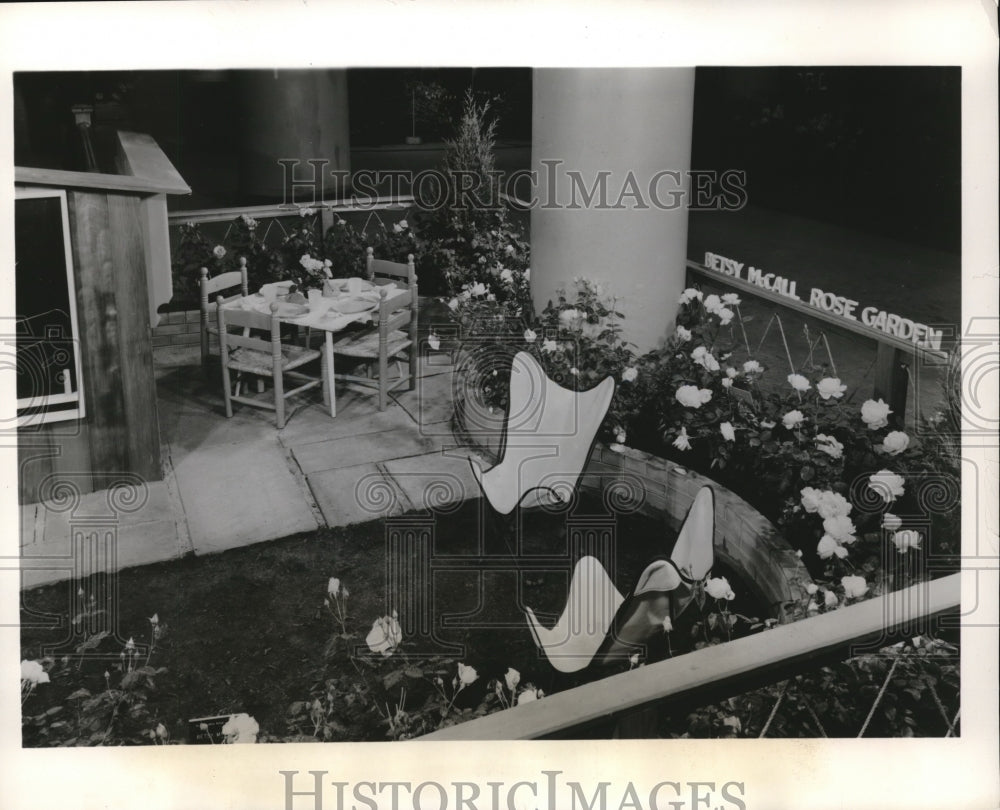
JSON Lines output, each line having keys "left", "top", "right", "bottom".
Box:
{"left": 20, "top": 344, "right": 482, "bottom": 589}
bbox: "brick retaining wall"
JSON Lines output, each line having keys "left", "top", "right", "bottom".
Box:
{"left": 152, "top": 309, "right": 203, "bottom": 348}
{"left": 453, "top": 399, "right": 814, "bottom": 617}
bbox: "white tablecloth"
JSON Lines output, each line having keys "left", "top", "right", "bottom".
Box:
{"left": 230, "top": 282, "right": 407, "bottom": 334}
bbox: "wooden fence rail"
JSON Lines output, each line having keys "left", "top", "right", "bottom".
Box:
{"left": 686, "top": 260, "right": 951, "bottom": 426}
{"left": 420, "top": 573, "right": 960, "bottom": 740}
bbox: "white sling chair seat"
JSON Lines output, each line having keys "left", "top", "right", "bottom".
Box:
{"left": 525, "top": 486, "right": 717, "bottom": 673}
{"left": 470, "top": 351, "right": 616, "bottom": 515}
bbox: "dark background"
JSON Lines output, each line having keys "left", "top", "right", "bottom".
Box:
{"left": 690, "top": 67, "right": 960, "bottom": 253}
{"left": 14, "top": 66, "right": 960, "bottom": 253}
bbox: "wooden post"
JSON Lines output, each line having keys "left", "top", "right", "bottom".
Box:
{"left": 873, "top": 342, "right": 910, "bottom": 428}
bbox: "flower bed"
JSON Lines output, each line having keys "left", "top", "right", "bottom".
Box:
{"left": 21, "top": 494, "right": 779, "bottom": 744}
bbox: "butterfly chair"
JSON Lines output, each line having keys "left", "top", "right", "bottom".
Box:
{"left": 200, "top": 259, "right": 248, "bottom": 367}
{"left": 216, "top": 297, "right": 322, "bottom": 429}
{"left": 469, "top": 351, "right": 616, "bottom": 515}
{"left": 330, "top": 250, "right": 418, "bottom": 411}
{"left": 524, "top": 486, "right": 716, "bottom": 673}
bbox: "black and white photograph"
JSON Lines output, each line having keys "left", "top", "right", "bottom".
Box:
{"left": 2, "top": 3, "right": 997, "bottom": 810}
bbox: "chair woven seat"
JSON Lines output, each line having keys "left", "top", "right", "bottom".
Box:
{"left": 333, "top": 328, "right": 410, "bottom": 359}
{"left": 228, "top": 345, "right": 320, "bottom": 375}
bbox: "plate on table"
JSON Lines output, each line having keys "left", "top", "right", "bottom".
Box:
{"left": 345, "top": 277, "right": 375, "bottom": 293}
{"left": 330, "top": 297, "right": 377, "bottom": 315}
{"left": 272, "top": 302, "right": 310, "bottom": 318}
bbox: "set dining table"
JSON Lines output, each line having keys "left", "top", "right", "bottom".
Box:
{"left": 223, "top": 278, "right": 407, "bottom": 417}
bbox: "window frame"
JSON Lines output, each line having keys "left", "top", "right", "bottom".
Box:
{"left": 14, "top": 186, "right": 86, "bottom": 427}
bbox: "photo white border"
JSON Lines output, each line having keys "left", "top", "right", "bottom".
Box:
{"left": 1, "top": 2, "right": 996, "bottom": 809}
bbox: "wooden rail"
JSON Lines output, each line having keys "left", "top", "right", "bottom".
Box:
{"left": 686, "top": 260, "right": 949, "bottom": 360}
{"left": 167, "top": 195, "right": 416, "bottom": 225}
{"left": 420, "top": 573, "right": 960, "bottom": 740}
{"left": 16, "top": 165, "right": 191, "bottom": 196}
{"left": 686, "top": 260, "right": 950, "bottom": 425}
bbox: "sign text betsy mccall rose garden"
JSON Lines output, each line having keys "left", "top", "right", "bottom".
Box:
{"left": 702, "top": 251, "right": 945, "bottom": 351}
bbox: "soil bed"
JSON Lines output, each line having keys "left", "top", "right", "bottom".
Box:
{"left": 21, "top": 494, "right": 766, "bottom": 745}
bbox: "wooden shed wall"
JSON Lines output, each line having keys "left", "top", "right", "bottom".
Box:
{"left": 18, "top": 189, "right": 162, "bottom": 504}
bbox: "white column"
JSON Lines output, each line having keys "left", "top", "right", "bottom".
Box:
{"left": 530, "top": 68, "right": 695, "bottom": 353}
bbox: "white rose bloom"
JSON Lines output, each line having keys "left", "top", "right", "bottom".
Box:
{"left": 558, "top": 308, "right": 583, "bottom": 330}
{"left": 678, "top": 288, "right": 703, "bottom": 305}
{"left": 817, "top": 534, "right": 844, "bottom": 559}
{"left": 366, "top": 614, "right": 403, "bottom": 656}
{"left": 868, "top": 470, "right": 905, "bottom": 503}
{"left": 221, "top": 713, "right": 259, "bottom": 744}
{"left": 213, "top": 245, "right": 227, "bottom": 259}
{"left": 860, "top": 398, "right": 892, "bottom": 429}
{"left": 447, "top": 297, "right": 459, "bottom": 311}
{"left": 725, "top": 367, "right": 738, "bottom": 379}
{"left": 327, "top": 577, "right": 341, "bottom": 596}
{"left": 672, "top": 428, "right": 692, "bottom": 451}
{"left": 817, "top": 377, "right": 847, "bottom": 400}
{"left": 457, "top": 662, "right": 479, "bottom": 686}
{"left": 806, "top": 583, "right": 819, "bottom": 595}
{"left": 675, "top": 325, "right": 692, "bottom": 342}
{"left": 541, "top": 339, "right": 558, "bottom": 354}
{"left": 622, "top": 366, "right": 638, "bottom": 383}
{"left": 787, "top": 373, "right": 811, "bottom": 392}
{"left": 841, "top": 575, "right": 869, "bottom": 599}
{"left": 705, "top": 576, "right": 736, "bottom": 600}
{"left": 720, "top": 421, "right": 736, "bottom": 442}
{"left": 516, "top": 688, "right": 543, "bottom": 705}
{"left": 742, "top": 360, "right": 763, "bottom": 374}
{"left": 523, "top": 328, "right": 537, "bottom": 343}
{"left": 717, "top": 307, "right": 735, "bottom": 326}
{"left": 500, "top": 268, "right": 514, "bottom": 284}
{"left": 815, "top": 433, "right": 844, "bottom": 459}
{"left": 881, "top": 431, "right": 910, "bottom": 455}
{"left": 892, "top": 529, "right": 922, "bottom": 553}
{"left": 782, "top": 409, "right": 805, "bottom": 429}
{"left": 504, "top": 668, "right": 520, "bottom": 691}
{"left": 722, "top": 377, "right": 733, "bottom": 388}
{"left": 675, "top": 385, "right": 713, "bottom": 408}
{"left": 800, "top": 487, "right": 823, "bottom": 513}
{"left": 703, "top": 294, "right": 722, "bottom": 313}
{"left": 824, "top": 590, "right": 839, "bottom": 608}
{"left": 823, "top": 514, "right": 857, "bottom": 542}
{"left": 882, "top": 512, "right": 902, "bottom": 531}
{"left": 722, "top": 293, "right": 741, "bottom": 306}
{"left": 816, "top": 491, "right": 852, "bottom": 519}
{"left": 20, "top": 660, "right": 49, "bottom": 685}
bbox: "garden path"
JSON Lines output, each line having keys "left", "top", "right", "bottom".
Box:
{"left": 20, "top": 340, "right": 478, "bottom": 588}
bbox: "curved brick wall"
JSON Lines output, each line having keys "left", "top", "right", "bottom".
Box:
{"left": 453, "top": 399, "right": 814, "bottom": 618}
